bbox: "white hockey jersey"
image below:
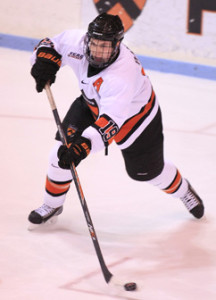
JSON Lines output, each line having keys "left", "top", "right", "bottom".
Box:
{"left": 31, "top": 30, "right": 159, "bottom": 153}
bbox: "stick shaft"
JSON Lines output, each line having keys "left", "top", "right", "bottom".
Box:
{"left": 45, "top": 84, "right": 113, "bottom": 283}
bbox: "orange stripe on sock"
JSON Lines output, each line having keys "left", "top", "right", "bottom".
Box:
{"left": 163, "top": 170, "right": 182, "bottom": 194}
{"left": 46, "top": 177, "right": 71, "bottom": 195}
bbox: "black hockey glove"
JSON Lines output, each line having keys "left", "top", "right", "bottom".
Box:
{"left": 57, "top": 136, "right": 91, "bottom": 169}
{"left": 31, "top": 47, "right": 62, "bottom": 92}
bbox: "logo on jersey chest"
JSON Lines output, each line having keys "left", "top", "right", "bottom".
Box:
{"left": 93, "top": 77, "right": 103, "bottom": 92}
{"left": 92, "top": 0, "right": 147, "bottom": 31}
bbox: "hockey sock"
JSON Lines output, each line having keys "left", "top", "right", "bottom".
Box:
{"left": 146, "top": 160, "right": 188, "bottom": 198}
{"left": 44, "top": 141, "right": 73, "bottom": 208}
{"left": 44, "top": 176, "right": 72, "bottom": 208}
{"left": 46, "top": 176, "right": 72, "bottom": 197}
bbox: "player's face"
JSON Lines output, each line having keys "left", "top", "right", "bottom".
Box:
{"left": 89, "top": 38, "right": 113, "bottom": 64}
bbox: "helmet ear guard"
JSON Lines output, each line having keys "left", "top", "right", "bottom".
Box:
{"left": 84, "top": 13, "right": 124, "bottom": 68}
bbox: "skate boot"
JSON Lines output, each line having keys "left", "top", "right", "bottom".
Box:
{"left": 180, "top": 181, "right": 204, "bottom": 219}
{"left": 28, "top": 204, "right": 63, "bottom": 225}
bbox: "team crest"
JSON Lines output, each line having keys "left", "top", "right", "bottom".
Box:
{"left": 93, "top": 0, "right": 147, "bottom": 31}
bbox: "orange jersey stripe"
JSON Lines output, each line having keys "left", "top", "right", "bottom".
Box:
{"left": 163, "top": 170, "right": 182, "bottom": 194}
{"left": 86, "top": 103, "right": 99, "bottom": 119}
{"left": 115, "top": 90, "right": 155, "bottom": 144}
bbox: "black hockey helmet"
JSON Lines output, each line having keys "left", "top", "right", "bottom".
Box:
{"left": 84, "top": 13, "right": 124, "bottom": 68}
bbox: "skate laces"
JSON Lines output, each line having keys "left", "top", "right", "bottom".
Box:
{"left": 181, "top": 189, "right": 200, "bottom": 211}
{"left": 35, "top": 204, "right": 57, "bottom": 217}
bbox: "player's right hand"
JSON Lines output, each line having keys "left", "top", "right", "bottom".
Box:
{"left": 57, "top": 136, "right": 91, "bottom": 169}
{"left": 31, "top": 47, "right": 62, "bottom": 92}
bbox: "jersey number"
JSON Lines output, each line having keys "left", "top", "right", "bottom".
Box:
{"left": 99, "top": 120, "right": 118, "bottom": 142}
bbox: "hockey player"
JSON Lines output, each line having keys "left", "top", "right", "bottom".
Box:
{"left": 28, "top": 13, "right": 204, "bottom": 225}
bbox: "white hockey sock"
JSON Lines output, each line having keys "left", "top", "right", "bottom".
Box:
{"left": 146, "top": 160, "right": 188, "bottom": 198}
{"left": 44, "top": 141, "right": 73, "bottom": 208}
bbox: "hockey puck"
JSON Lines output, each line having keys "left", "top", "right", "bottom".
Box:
{"left": 124, "top": 282, "right": 137, "bottom": 291}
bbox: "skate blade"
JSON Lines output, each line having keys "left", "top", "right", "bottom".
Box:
{"left": 27, "top": 215, "right": 58, "bottom": 231}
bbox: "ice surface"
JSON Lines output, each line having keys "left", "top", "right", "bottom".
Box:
{"left": 0, "top": 47, "right": 216, "bottom": 300}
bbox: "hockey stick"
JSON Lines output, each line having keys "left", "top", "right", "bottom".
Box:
{"left": 44, "top": 84, "right": 137, "bottom": 291}
{"left": 45, "top": 84, "right": 113, "bottom": 282}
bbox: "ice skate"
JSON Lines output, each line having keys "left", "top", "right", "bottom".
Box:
{"left": 180, "top": 181, "right": 204, "bottom": 219}
{"left": 28, "top": 204, "right": 63, "bottom": 230}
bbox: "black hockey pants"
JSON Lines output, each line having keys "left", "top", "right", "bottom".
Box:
{"left": 56, "top": 95, "right": 164, "bottom": 181}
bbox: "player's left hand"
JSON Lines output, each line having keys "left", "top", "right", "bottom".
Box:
{"left": 57, "top": 136, "right": 91, "bottom": 169}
